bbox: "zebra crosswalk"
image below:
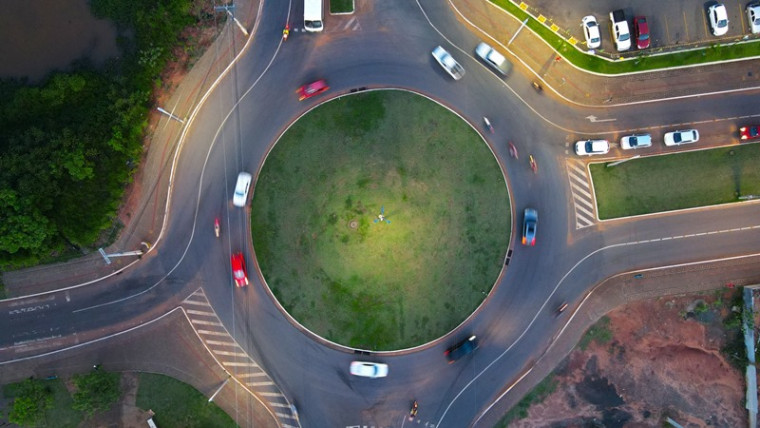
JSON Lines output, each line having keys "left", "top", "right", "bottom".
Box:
{"left": 182, "top": 289, "right": 300, "bottom": 428}
{"left": 565, "top": 159, "right": 598, "bottom": 229}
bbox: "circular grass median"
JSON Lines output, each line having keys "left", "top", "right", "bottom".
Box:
{"left": 251, "top": 91, "right": 509, "bottom": 350}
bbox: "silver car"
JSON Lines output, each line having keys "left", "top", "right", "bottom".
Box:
{"left": 620, "top": 133, "right": 652, "bottom": 150}
{"left": 663, "top": 129, "right": 699, "bottom": 146}
{"left": 475, "top": 42, "right": 512, "bottom": 75}
{"left": 432, "top": 46, "right": 465, "bottom": 80}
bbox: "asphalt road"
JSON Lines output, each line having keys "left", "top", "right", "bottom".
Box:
{"left": 2, "top": 0, "right": 760, "bottom": 427}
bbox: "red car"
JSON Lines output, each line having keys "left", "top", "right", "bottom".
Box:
{"left": 230, "top": 253, "right": 248, "bottom": 287}
{"left": 297, "top": 79, "right": 329, "bottom": 101}
{"left": 740, "top": 125, "right": 760, "bottom": 141}
{"left": 633, "top": 16, "right": 650, "bottom": 49}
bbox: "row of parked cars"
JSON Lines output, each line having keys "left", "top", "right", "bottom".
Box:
{"left": 574, "top": 129, "right": 700, "bottom": 156}
{"left": 575, "top": 123, "right": 760, "bottom": 156}
{"left": 583, "top": 3, "right": 760, "bottom": 53}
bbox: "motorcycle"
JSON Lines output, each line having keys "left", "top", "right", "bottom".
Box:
{"left": 556, "top": 302, "right": 568, "bottom": 315}
{"left": 531, "top": 81, "right": 542, "bottom": 92}
{"left": 483, "top": 117, "right": 494, "bottom": 134}
{"left": 214, "top": 217, "right": 220, "bottom": 238}
{"left": 529, "top": 154, "right": 537, "bottom": 174}
{"left": 282, "top": 24, "right": 290, "bottom": 41}
{"left": 508, "top": 141, "right": 518, "bottom": 159}
{"left": 408, "top": 400, "right": 418, "bottom": 421}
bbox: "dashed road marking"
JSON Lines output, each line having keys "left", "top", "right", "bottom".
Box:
{"left": 182, "top": 288, "right": 299, "bottom": 427}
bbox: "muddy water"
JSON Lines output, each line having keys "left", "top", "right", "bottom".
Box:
{"left": 0, "top": 0, "right": 119, "bottom": 82}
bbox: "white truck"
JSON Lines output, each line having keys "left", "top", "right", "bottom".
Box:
{"left": 304, "top": 0, "right": 323, "bottom": 32}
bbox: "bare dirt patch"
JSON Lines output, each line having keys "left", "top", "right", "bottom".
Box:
{"left": 514, "top": 290, "right": 746, "bottom": 428}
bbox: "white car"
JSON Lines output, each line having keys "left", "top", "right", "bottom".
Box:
{"left": 708, "top": 3, "right": 729, "bottom": 36}
{"left": 575, "top": 139, "right": 610, "bottom": 156}
{"left": 432, "top": 46, "right": 465, "bottom": 80}
{"left": 232, "top": 172, "right": 252, "bottom": 207}
{"left": 350, "top": 361, "right": 388, "bottom": 378}
{"left": 620, "top": 133, "right": 652, "bottom": 150}
{"left": 747, "top": 3, "right": 760, "bottom": 34}
{"left": 475, "top": 42, "right": 512, "bottom": 75}
{"left": 609, "top": 10, "right": 631, "bottom": 52}
{"left": 581, "top": 15, "right": 601, "bottom": 49}
{"left": 664, "top": 129, "right": 699, "bottom": 146}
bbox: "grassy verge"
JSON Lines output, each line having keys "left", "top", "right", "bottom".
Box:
{"left": 495, "top": 374, "right": 558, "bottom": 427}
{"left": 2, "top": 378, "right": 82, "bottom": 427}
{"left": 578, "top": 316, "right": 612, "bottom": 351}
{"left": 591, "top": 144, "right": 760, "bottom": 219}
{"left": 136, "top": 373, "right": 235, "bottom": 428}
{"left": 330, "top": 0, "right": 354, "bottom": 13}
{"left": 491, "top": 0, "right": 760, "bottom": 74}
{"left": 251, "top": 90, "right": 509, "bottom": 350}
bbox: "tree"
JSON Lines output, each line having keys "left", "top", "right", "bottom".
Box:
{"left": 71, "top": 368, "right": 121, "bottom": 417}
{"left": 7, "top": 378, "right": 53, "bottom": 426}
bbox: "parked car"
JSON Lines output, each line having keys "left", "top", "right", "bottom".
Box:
{"left": 581, "top": 15, "right": 601, "bottom": 49}
{"left": 350, "top": 361, "right": 388, "bottom": 378}
{"left": 663, "top": 129, "right": 699, "bottom": 146}
{"left": 233, "top": 172, "right": 252, "bottom": 207}
{"left": 297, "top": 79, "right": 329, "bottom": 101}
{"left": 475, "top": 42, "right": 512, "bottom": 75}
{"left": 708, "top": 3, "right": 729, "bottom": 36}
{"left": 521, "top": 208, "right": 538, "bottom": 246}
{"left": 230, "top": 253, "right": 249, "bottom": 287}
{"left": 609, "top": 9, "right": 631, "bottom": 51}
{"left": 633, "top": 16, "right": 650, "bottom": 49}
{"left": 432, "top": 46, "right": 465, "bottom": 80}
{"left": 620, "top": 133, "right": 652, "bottom": 150}
{"left": 445, "top": 335, "right": 478, "bottom": 363}
{"left": 747, "top": 2, "right": 760, "bottom": 34}
{"left": 575, "top": 139, "right": 610, "bottom": 156}
{"left": 740, "top": 125, "right": 760, "bottom": 141}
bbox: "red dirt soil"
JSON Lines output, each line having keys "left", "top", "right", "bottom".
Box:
{"left": 514, "top": 291, "right": 747, "bottom": 428}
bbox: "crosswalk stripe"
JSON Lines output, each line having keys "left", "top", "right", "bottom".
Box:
{"left": 191, "top": 319, "right": 223, "bottom": 326}
{"left": 196, "top": 329, "right": 228, "bottom": 336}
{"left": 186, "top": 309, "right": 216, "bottom": 316}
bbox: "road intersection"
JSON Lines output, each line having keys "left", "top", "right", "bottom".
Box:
{"left": 2, "top": 0, "right": 760, "bottom": 427}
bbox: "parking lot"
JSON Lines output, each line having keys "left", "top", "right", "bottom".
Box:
{"left": 526, "top": 0, "right": 757, "bottom": 51}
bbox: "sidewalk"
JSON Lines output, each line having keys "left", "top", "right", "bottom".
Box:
{"left": 1, "top": 0, "right": 259, "bottom": 298}
{"left": 451, "top": 0, "right": 760, "bottom": 106}
{"left": 473, "top": 254, "right": 760, "bottom": 427}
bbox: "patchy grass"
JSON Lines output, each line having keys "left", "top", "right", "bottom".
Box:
{"left": 578, "top": 316, "right": 613, "bottom": 351}
{"left": 495, "top": 374, "right": 558, "bottom": 427}
{"left": 590, "top": 144, "right": 760, "bottom": 219}
{"left": 136, "top": 373, "right": 235, "bottom": 428}
{"left": 251, "top": 90, "right": 510, "bottom": 350}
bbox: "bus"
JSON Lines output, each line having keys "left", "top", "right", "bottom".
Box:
{"left": 304, "top": 0, "right": 323, "bottom": 32}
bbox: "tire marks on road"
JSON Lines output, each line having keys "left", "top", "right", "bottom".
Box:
{"left": 182, "top": 289, "right": 300, "bottom": 428}
{"left": 566, "top": 159, "right": 597, "bottom": 229}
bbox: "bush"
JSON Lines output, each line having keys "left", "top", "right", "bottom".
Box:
{"left": 578, "top": 316, "right": 613, "bottom": 350}
{"left": 71, "top": 369, "right": 120, "bottom": 417}
{"left": 5, "top": 378, "right": 54, "bottom": 426}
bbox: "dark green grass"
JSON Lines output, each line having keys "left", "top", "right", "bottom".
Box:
{"left": 329, "top": 0, "right": 354, "bottom": 13}
{"left": 591, "top": 144, "right": 760, "bottom": 219}
{"left": 251, "top": 91, "right": 510, "bottom": 350}
{"left": 136, "top": 373, "right": 235, "bottom": 428}
{"left": 492, "top": 0, "right": 760, "bottom": 74}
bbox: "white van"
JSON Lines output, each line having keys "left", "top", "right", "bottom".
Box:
{"left": 304, "top": 0, "right": 323, "bottom": 32}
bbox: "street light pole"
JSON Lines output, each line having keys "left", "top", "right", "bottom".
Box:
{"left": 606, "top": 155, "right": 640, "bottom": 168}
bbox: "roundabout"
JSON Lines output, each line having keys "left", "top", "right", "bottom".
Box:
{"left": 251, "top": 90, "right": 510, "bottom": 350}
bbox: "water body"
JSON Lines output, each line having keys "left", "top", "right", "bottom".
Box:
{"left": 0, "top": 0, "right": 119, "bottom": 82}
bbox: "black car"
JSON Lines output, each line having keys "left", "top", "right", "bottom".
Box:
{"left": 445, "top": 335, "right": 478, "bottom": 363}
